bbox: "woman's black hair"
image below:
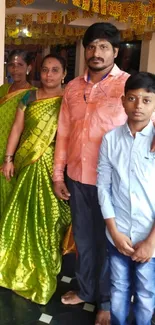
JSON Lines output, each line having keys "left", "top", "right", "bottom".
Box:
{"left": 82, "top": 22, "right": 121, "bottom": 49}
{"left": 41, "top": 54, "right": 67, "bottom": 73}
{"left": 7, "top": 49, "right": 32, "bottom": 66}
{"left": 125, "top": 72, "right": 155, "bottom": 95}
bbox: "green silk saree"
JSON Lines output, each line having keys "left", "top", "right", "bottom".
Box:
{"left": 0, "top": 84, "right": 33, "bottom": 216}
{"left": 0, "top": 94, "right": 71, "bottom": 304}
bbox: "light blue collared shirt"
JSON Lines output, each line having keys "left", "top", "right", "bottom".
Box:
{"left": 97, "top": 121, "right": 155, "bottom": 254}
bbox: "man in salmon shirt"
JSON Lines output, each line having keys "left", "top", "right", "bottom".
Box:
{"left": 53, "top": 22, "right": 129, "bottom": 325}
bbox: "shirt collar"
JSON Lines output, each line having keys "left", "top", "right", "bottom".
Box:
{"left": 83, "top": 64, "right": 121, "bottom": 83}
{"left": 123, "top": 120, "right": 154, "bottom": 137}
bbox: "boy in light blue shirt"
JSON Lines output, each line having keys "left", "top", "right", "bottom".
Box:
{"left": 97, "top": 72, "right": 155, "bottom": 325}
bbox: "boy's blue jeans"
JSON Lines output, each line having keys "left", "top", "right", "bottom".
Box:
{"left": 108, "top": 240, "right": 155, "bottom": 325}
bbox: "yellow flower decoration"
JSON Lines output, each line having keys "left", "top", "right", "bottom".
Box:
{"left": 119, "top": 3, "right": 130, "bottom": 22}
{"left": 100, "top": 0, "right": 107, "bottom": 15}
{"left": 67, "top": 9, "right": 79, "bottom": 21}
{"left": 37, "top": 13, "right": 48, "bottom": 24}
{"left": 82, "top": 0, "right": 90, "bottom": 11}
{"left": 22, "top": 14, "right": 33, "bottom": 25}
{"left": 6, "top": 0, "right": 17, "bottom": 8}
{"left": 51, "top": 11, "right": 63, "bottom": 24}
{"left": 108, "top": 1, "right": 121, "bottom": 17}
{"left": 91, "top": 0, "right": 100, "bottom": 13}
{"left": 149, "top": 0, "right": 155, "bottom": 15}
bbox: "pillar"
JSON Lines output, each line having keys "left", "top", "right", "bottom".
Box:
{"left": 75, "top": 39, "right": 85, "bottom": 77}
{"left": 140, "top": 32, "right": 155, "bottom": 73}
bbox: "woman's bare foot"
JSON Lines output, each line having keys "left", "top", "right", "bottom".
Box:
{"left": 61, "top": 291, "right": 84, "bottom": 305}
{"left": 95, "top": 310, "right": 110, "bottom": 325}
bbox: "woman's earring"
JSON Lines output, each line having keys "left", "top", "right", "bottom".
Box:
{"left": 26, "top": 70, "right": 29, "bottom": 75}
{"left": 61, "top": 78, "right": 64, "bottom": 84}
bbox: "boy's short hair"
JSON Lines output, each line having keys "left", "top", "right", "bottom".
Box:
{"left": 125, "top": 72, "right": 155, "bottom": 95}
{"left": 82, "top": 22, "right": 121, "bottom": 49}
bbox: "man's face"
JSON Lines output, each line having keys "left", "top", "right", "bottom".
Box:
{"left": 122, "top": 88, "right": 155, "bottom": 122}
{"left": 84, "top": 39, "right": 119, "bottom": 72}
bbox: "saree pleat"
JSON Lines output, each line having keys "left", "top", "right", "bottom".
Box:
{"left": 0, "top": 96, "right": 71, "bottom": 304}
{"left": 0, "top": 86, "right": 33, "bottom": 216}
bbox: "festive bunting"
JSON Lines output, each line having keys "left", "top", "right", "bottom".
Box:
{"left": 37, "top": 13, "right": 48, "bottom": 24}
{"left": 82, "top": 10, "right": 93, "bottom": 18}
{"left": 5, "top": 0, "right": 155, "bottom": 44}
{"left": 22, "top": 14, "right": 33, "bottom": 25}
{"left": 20, "top": 0, "right": 35, "bottom": 5}
{"left": 6, "top": 15, "right": 17, "bottom": 26}
{"left": 108, "top": 1, "right": 121, "bottom": 17}
{"left": 72, "top": 0, "right": 82, "bottom": 7}
{"left": 67, "top": 9, "right": 79, "bottom": 21}
{"left": 119, "top": 3, "right": 130, "bottom": 23}
{"left": 54, "top": 24, "right": 64, "bottom": 36}
{"left": 6, "top": 0, "right": 17, "bottom": 8}
{"left": 56, "top": 0, "right": 68, "bottom": 3}
{"left": 51, "top": 11, "right": 63, "bottom": 24}
{"left": 82, "top": 0, "right": 90, "bottom": 11}
{"left": 133, "top": 13, "right": 148, "bottom": 26}
{"left": 100, "top": 0, "right": 107, "bottom": 15}
{"left": 149, "top": 0, "right": 155, "bottom": 15}
{"left": 91, "top": 0, "right": 100, "bottom": 13}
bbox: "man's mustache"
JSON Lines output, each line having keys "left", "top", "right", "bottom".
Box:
{"left": 88, "top": 57, "right": 104, "bottom": 63}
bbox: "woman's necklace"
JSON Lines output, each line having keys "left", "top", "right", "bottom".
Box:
{"left": 9, "top": 81, "right": 30, "bottom": 93}
{"left": 37, "top": 88, "right": 63, "bottom": 100}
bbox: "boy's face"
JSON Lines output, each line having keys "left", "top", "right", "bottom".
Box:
{"left": 122, "top": 88, "right": 155, "bottom": 122}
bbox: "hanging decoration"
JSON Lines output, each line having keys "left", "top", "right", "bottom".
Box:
{"left": 23, "top": 14, "right": 33, "bottom": 25}
{"left": 20, "top": 0, "right": 35, "bottom": 6}
{"left": 37, "top": 12, "right": 48, "bottom": 24}
{"left": 67, "top": 8, "right": 79, "bottom": 21}
{"left": 6, "top": 0, "right": 17, "bottom": 8}
{"left": 6, "top": 0, "right": 155, "bottom": 44}
{"left": 20, "top": 0, "right": 35, "bottom": 4}
{"left": 82, "top": 0, "right": 91, "bottom": 11}
{"left": 56, "top": 0, "right": 68, "bottom": 3}
{"left": 51, "top": 11, "right": 63, "bottom": 24}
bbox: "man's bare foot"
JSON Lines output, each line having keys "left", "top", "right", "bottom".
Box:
{"left": 95, "top": 310, "right": 110, "bottom": 325}
{"left": 61, "top": 291, "right": 84, "bottom": 305}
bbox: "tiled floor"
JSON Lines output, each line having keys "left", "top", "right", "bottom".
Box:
{"left": 0, "top": 253, "right": 155, "bottom": 325}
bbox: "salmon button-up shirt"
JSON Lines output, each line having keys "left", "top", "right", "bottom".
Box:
{"left": 53, "top": 64, "right": 129, "bottom": 185}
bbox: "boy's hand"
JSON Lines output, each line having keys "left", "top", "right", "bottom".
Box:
{"left": 113, "top": 232, "right": 135, "bottom": 256}
{"left": 132, "top": 239, "right": 154, "bottom": 263}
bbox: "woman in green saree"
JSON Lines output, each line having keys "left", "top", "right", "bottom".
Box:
{"left": 0, "top": 50, "right": 33, "bottom": 216}
{"left": 0, "top": 54, "right": 71, "bottom": 304}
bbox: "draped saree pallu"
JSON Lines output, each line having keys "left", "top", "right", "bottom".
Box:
{"left": 0, "top": 95, "right": 71, "bottom": 304}
{"left": 0, "top": 84, "right": 33, "bottom": 216}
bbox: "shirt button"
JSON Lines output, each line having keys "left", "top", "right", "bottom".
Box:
{"left": 84, "top": 128, "right": 87, "bottom": 131}
{"left": 87, "top": 112, "right": 89, "bottom": 116}
{"left": 83, "top": 157, "right": 86, "bottom": 161}
{"left": 83, "top": 143, "right": 86, "bottom": 146}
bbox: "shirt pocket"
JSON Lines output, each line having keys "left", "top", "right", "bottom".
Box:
{"left": 140, "top": 153, "right": 155, "bottom": 180}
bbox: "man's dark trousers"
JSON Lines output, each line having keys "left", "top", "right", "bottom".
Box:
{"left": 67, "top": 176, "right": 110, "bottom": 309}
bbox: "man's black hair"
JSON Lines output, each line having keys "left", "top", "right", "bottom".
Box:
{"left": 82, "top": 22, "right": 121, "bottom": 49}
